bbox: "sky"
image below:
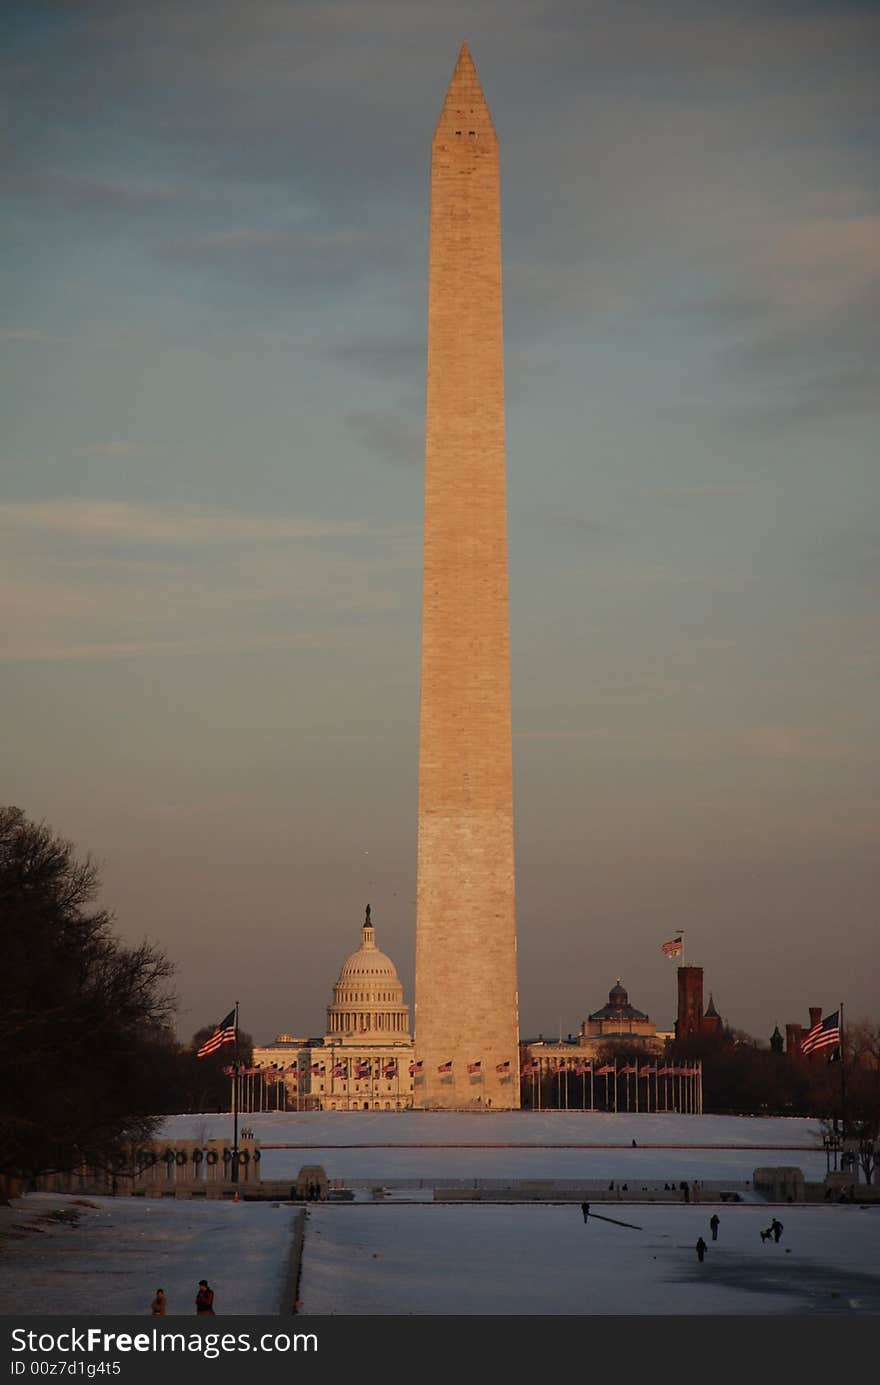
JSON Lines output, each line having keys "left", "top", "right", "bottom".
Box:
{"left": 2, "top": 0, "right": 878, "bottom": 1045}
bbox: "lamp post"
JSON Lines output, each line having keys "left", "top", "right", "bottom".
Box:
{"left": 823, "top": 1130, "right": 842, "bottom": 1174}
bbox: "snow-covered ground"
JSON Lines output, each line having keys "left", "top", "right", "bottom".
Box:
{"left": 0, "top": 1194, "right": 298, "bottom": 1316}
{"left": 298, "top": 1203, "right": 880, "bottom": 1316}
{"left": 4, "top": 1114, "right": 872, "bottom": 1317}
{"left": 159, "top": 1111, "right": 831, "bottom": 1182}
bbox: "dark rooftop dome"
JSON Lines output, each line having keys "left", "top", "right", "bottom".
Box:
{"left": 588, "top": 979, "right": 649, "bottom": 1024}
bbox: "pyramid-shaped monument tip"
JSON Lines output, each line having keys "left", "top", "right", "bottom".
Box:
{"left": 435, "top": 40, "right": 495, "bottom": 139}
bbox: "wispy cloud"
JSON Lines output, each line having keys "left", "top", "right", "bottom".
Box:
{"left": 765, "top": 216, "right": 880, "bottom": 312}
{"left": 75, "top": 441, "right": 137, "bottom": 459}
{"left": 0, "top": 328, "right": 50, "bottom": 343}
{"left": 158, "top": 223, "right": 416, "bottom": 299}
{"left": 0, "top": 629, "right": 338, "bottom": 665}
{"left": 0, "top": 500, "right": 366, "bottom": 546}
{"left": 0, "top": 500, "right": 414, "bottom": 662}
{"left": 515, "top": 723, "right": 845, "bottom": 763}
{"left": 344, "top": 408, "right": 422, "bottom": 467}
{"left": 7, "top": 170, "right": 184, "bottom": 216}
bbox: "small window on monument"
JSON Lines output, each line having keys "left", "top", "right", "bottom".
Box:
{"left": 468, "top": 131, "right": 476, "bottom": 137}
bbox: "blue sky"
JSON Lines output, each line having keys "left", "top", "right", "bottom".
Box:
{"left": 2, "top": 0, "right": 878, "bottom": 1043}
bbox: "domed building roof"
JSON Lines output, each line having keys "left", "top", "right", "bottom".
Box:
{"left": 335, "top": 904, "right": 403, "bottom": 991}
{"left": 588, "top": 979, "right": 649, "bottom": 1024}
{"left": 326, "top": 905, "right": 410, "bottom": 1039}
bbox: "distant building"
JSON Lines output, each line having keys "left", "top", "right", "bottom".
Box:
{"left": 252, "top": 907, "right": 414, "bottom": 1110}
{"left": 580, "top": 979, "right": 666, "bottom": 1050}
{"left": 522, "top": 979, "right": 672, "bottom": 1075}
{"left": 675, "top": 965, "right": 724, "bottom": 1040}
{"left": 785, "top": 1006, "right": 823, "bottom": 1058}
{"left": 519, "top": 980, "right": 701, "bottom": 1114}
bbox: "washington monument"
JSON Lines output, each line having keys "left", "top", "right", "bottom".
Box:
{"left": 413, "top": 44, "right": 520, "bottom": 1109}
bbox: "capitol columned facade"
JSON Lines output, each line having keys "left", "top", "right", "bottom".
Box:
{"left": 252, "top": 907, "right": 414, "bottom": 1110}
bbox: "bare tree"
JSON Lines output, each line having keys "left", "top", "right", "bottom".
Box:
{"left": 0, "top": 806, "right": 176, "bottom": 1192}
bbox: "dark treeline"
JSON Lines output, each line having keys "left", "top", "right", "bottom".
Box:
{"left": 674, "top": 1024, "right": 880, "bottom": 1129}
{"left": 142, "top": 1025, "right": 255, "bottom": 1116}
{"left": 523, "top": 1025, "right": 880, "bottom": 1139}
{"left": 0, "top": 805, "right": 252, "bottom": 1193}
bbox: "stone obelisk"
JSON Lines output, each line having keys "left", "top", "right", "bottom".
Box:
{"left": 413, "top": 43, "right": 520, "bottom": 1109}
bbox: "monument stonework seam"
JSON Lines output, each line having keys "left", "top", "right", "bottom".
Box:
{"left": 414, "top": 43, "right": 520, "bottom": 1109}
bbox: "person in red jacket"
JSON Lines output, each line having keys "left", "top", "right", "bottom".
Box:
{"left": 195, "top": 1280, "right": 215, "bottom": 1315}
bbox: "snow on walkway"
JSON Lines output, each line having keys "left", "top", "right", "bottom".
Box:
{"left": 0, "top": 1194, "right": 299, "bottom": 1316}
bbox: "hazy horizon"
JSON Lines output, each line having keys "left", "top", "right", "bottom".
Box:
{"left": 3, "top": 1, "right": 878, "bottom": 1045}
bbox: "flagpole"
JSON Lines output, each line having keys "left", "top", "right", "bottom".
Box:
{"left": 231, "top": 1001, "right": 239, "bottom": 1186}
{"left": 839, "top": 1001, "right": 847, "bottom": 1139}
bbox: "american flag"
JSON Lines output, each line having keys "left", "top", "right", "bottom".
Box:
{"left": 639, "top": 1066, "right": 656, "bottom": 1076}
{"left": 657, "top": 1065, "right": 671, "bottom": 1076}
{"left": 620, "top": 1063, "right": 637, "bottom": 1075}
{"left": 574, "top": 1062, "right": 588, "bottom": 1075}
{"left": 384, "top": 1061, "right": 397, "bottom": 1077}
{"left": 331, "top": 1063, "right": 345, "bottom": 1077}
{"left": 661, "top": 936, "right": 683, "bottom": 958}
{"left": 467, "top": 1061, "right": 481, "bottom": 1074}
{"left": 310, "top": 1062, "right": 326, "bottom": 1075}
{"left": 521, "top": 1060, "right": 538, "bottom": 1074}
{"left": 409, "top": 1059, "right": 423, "bottom": 1076}
{"left": 196, "top": 1009, "right": 236, "bottom": 1058}
{"left": 495, "top": 1059, "right": 510, "bottom": 1073}
{"left": 438, "top": 1060, "right": 452, "bottom": 1073}
{"left": 356, "top": 1061, "right": 371, "bottom": 1078}
{"left": 596, "top": 1064, "right": 615, "bottom": 1075}
{"left": 801, "top": 1010, "right": 841, "bottom": 1056}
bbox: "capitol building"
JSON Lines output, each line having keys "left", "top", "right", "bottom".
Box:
{"left": 252, "top": 907, "right": 415, "bottom": 1110}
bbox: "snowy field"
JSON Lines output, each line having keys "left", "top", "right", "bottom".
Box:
{"left": 4, "top": 1114, "right": 872, "bottom": 1317}
{"left": 298, "top": 1202, "right": 880, "bottom": 1316}
{"left": 0, "top": 1194, "right": 298, "bottom": 1316}
{"left": 159, "top": 1111, "right": 831, "bottom": 1182}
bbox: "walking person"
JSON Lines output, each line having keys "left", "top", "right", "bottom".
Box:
{"left": 581, "top": 1201, "right": 590, "bottom": 1223}
{"left": 695, "top": 1237, "right": 707, "bottom": 1263}
{"left": 151, "top": 1289, "right": 166, "bottom": 1316}
{"left": 195, "top": 1279, "right": 215, "bottom": 1315}
{"left": 709, "top": 1214, "right": 720, "bottom": 1242}
{"left": 771, "top": 1218, "right": 783, "bottom": 1244}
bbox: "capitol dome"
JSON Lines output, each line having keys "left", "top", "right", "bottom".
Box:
{"left": 326, "top": 905, "right": 410, "bottom": 1040}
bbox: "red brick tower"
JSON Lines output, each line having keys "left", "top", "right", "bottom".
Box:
{"left": 676, "top": 966, "right": 704, "bottom": 1040}
{"left": 701, "top": 992, "right": 723, "bottom": 1037}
